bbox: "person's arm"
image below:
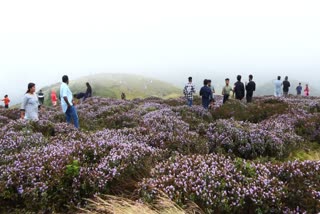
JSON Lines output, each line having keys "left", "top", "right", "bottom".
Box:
{"left": 61, "top": 86, "right": 72, "bottom": 108}
{"left": 63, "top": 96, "right": 72, "bottom": 108}
{"left": 20, "top": 95, "right": 28, "bottom": 119}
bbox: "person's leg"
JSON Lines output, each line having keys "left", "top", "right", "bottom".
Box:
{"left": 70, "top": 106, "right": 79, "bottom": 129}
{"left": 65, "top": 108, "right": 72, "bottom": 123}
{"left": 187, "top": 99, "right": 193, "bottom": 107}
{"left": 4, "top": 105, "right": 8, "bottom": 109}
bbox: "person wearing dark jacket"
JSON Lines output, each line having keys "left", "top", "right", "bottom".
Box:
{"left": 199, "top": 79, "right": 212, "bottom": 109}
{"left": 234, "top": 75, "right": 245, "bottom": 100}
{"left": 83, "top": 82, "right": 92, "bottom": 101}
{"left": 282, "top": 76, "right": 290, "bottom": 97}
{"left": 245, "top": 75, "right": 256, "bottom": 103}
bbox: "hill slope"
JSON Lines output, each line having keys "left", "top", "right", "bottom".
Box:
{"left": 41, "top": 73, "right": 181, "bottom": 104}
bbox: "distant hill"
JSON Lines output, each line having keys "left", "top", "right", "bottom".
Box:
{"left": 255, "top": 80, "right": 320, "bottom": 96}
{"left": 40, "top": 73, "right": 181, "bottom": 105}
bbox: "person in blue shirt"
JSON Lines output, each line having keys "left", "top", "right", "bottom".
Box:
{"left": 60, "top": 75, "right": 79, "bottom": 129}
{"left": 296, "top": 83, "right": 302, "bottom": 96}
{"left": 199, "top": 79, "right": 212, "bottom": 109}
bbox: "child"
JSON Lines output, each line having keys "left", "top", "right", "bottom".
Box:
{"left": 2, "top": 95, "right": 10, "bottom": 109}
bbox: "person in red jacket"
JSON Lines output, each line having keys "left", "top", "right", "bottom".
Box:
{"left": 51, "top": 90, "right": 57, "bottom": 106}
{"left": 2, "top": 95, "right": 10, "bottom": 109}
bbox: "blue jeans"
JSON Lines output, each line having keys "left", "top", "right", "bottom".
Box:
{"left": 202, "top": 99, "right": 210, "bottom": 109}
{"left": 187, "top": 99, "right": 193, "bottom": 107}
{"left": 65, "top": 106, "right": 79, "bottom": 128}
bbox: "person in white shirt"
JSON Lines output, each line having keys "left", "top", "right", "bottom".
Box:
{"left": 60, "top": 75, "right": 79, "bottom": 128}
{"left": 274, "top": 76, "right": 282, "bottom": 97}
{"left": 20, "top": 83, "right": 40, "bottom": 121}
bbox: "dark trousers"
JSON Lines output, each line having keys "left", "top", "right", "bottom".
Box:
{"left": 246, "top": 95, "right": 253, "bottom": 103}
{"left": 202, "top": 99, "right": 210, "bottom": 109}
{"left": 4, "top": 105, "right": 8, "bottom": 109}
{"left": 223, "top": 95, "right": 229, "bottom": 104}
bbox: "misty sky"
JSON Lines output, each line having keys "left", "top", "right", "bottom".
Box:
{"left": 1, "top": 0, "right": 320, "bottom": 103}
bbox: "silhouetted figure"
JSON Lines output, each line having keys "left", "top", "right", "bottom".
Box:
{"left": 84, "top": 82, "right": 92, "bottom": 101}
{"left": 296, "top": 83, "right": 302, "bottom": 96}
{"left": 234, "top": 75, "right": 245, "bottom": 100}
{"left": 121, "top": 92, "right": 126, "bottom": 100}
{"left": 245, "top": 75, "right": 256, "bottom": 103}
{"left": 282, "top": 76, "right": 291, "bottom": 97}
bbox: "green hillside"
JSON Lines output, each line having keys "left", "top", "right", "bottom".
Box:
{"left": 40, "top": 73, "right": 181, "bottom": 105}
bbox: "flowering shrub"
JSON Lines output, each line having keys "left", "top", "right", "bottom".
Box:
{"left": 1, "top": 96, "right": 320, "bottom": 213}
{"left": 140, "top": 154, "right": 285, "bottom": 213}
{"left": 295, "top": 114, "right": 320, "bottom": 143}
{"left": 207, "top": 116, "right": 303, "bottom": 159}
{"left": 140, "top": 154, "right": 320, "bottom": 213}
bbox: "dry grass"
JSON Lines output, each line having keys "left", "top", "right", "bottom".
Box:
{"left": 79, "top": 194, "right": 203, "bottom": 214}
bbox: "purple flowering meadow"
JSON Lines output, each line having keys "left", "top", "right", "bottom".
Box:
{"left": 0, "top": 96, "right": 320, "bottom": 213}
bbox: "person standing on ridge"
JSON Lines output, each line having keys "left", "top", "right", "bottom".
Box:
{"left": 304, "top": 84, "right": 310, "bottom": 96}
{"left": 183, "top": 77, "right": 196, "bottom": 107}
{"left": 296, "top": 83, "right": 302, "bottom": 96}
{"left": 200, "top": 79, "right": 212, "bottom": 109}
{"left": 60, "top": 75, "right": 79, "bottom": 128}
{"left": 2, "top": 95, "right": 10, "bottom": 109}
{"left": 234, "top": 75, "right": 245, "bottom": 101}
{"left": 282, "top": 76, "right": 291, "bottom": 97}
{"left": 245, "top": 75, "right": 256, "bottom": 103}
{"left": 274, "top": 76, "right": 282, "bottom": 97}
{"left": 20, "top": 83, "right": 40, "bottom": 121}
{"left": 222, "top": 78, "right": 233, "bottom": 104}
{"left": 38, "top": 89, "right": 45, "bottom": 105}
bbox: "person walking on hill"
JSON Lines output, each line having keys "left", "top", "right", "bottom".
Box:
{"left": 282, "top": 76, "right": 291, "bottom": 97}
{"left": 274, "top": 76, "right": 282, "bottom": 97}
{"left": 296, "top": 83, "right": 303, "bottom": 96}
{"left": 60, "top": 75, "right": 79, "bottom": 129}
{"left": 304, "top": 84, "right": 310, "bottom": 96}
{"left": 245, "top": 74, "right": 256, "bottom": 103}
{"left": 38, "top": 90, "right": 45, "bottom": 105}
{"left": 2, "top": 95, "right": 10, "bottom": 109}
{"left": 222, "top": 78, "right": 233, "bottom": 104}
{"left": 20, "top": 83, "right": 40, "bottom": 121}
{"left": 51, "top": 90, "right": 57, "bottom": 106}
{"left": 234, "top": 75, "right": 245, "bottom": 100}
{"left": 183, "top": 77, "right": 196, "bottom": 107}
{"left": 200, "top": 79, "right": 212, "bottom": 109}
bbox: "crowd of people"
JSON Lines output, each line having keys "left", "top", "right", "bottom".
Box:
{"left": 0, "top": 75, "right": 92, "bottom": 129}
{"left": 183, "top": 75, "right": 310, "bottom": 109}
{"left": 0, "top": 74, "right": 313, "bottom": 128}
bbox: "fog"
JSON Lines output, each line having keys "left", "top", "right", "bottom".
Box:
{"left": 1, "top": 0, "right": 320, "bottom": 104}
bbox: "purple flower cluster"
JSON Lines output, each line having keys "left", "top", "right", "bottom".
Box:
{"left": 207, "top": 111, "right": 304, "bottom": 159}
{"left": 140, "top": 154, "right": 320, "bottom": 213}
